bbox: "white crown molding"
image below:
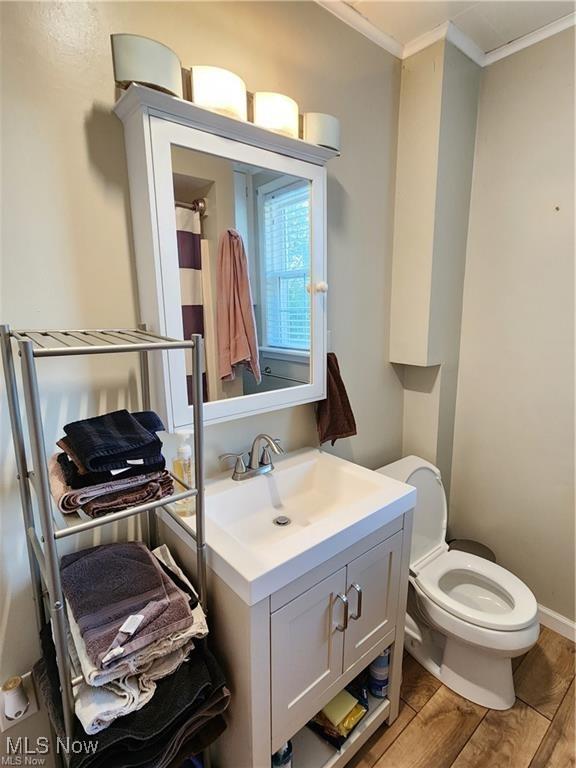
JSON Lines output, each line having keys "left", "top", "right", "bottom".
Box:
{"left": 484, "top": 11, "right": 576, "bottom": 66}
{"left": 316, "top": 2, "right": 576, "bottom": 68}
{"left": 401, "top": 20, "right": 449, "bottom": 60}
{"left": 445, "top": 21, "right": 486, "bottom": 67}
{"left": 403, "top": 20, "right": 485, "bottom": 66}
{"left": 315, "top": 0, "right": 403, "bottom": 58}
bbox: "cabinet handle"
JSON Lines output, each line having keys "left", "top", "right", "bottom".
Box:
{"left": 348, "top": 583, "right": 363, "bottom": 621}
{"left": 334, "top": 592, "right": 349, "bottom": 632}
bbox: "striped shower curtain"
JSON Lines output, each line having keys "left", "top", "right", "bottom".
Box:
{"left": 175, "top": 206, "right": 208, "bottom": 403}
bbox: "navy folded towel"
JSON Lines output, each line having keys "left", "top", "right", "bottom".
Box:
{"left": 63, "top": 410, "right": 165, "bottom": 473}
{"left": 56, "top": 451, "right": 166, "bottom": 489}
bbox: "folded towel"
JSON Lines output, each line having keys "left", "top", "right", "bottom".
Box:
{"left": 48, "top": 454, "right": 164, "bottom": 514}
{"left": 63, "top": 409, "right": 165, "bottom": 473}
{"left": 81, "top": 472, "right": 174, "bottom": 519}
{"left": 69, "top": 547, "right": 207, "bottom": 733}
{"left": 151, "top": 691, "right": 229, "bottom": 768}
{"left": 73, "top": 665, "right": 156, "bottom": 736}
{"left": 68, "top": 602, "right": 205, "bottom": 687}
{"left": 34, "top": 627, "right": 228, "bottom": 768}
{"left": 61, "top": 542, "right": 194, "bottom": 669}
{"left": 72, "top": 642, "right": 198, "bottom": 735}
{"left": 57, "top": 446, "right": 165, "bottom": 489}
{"left": 316, "top": 353, "right": 357, "bottom": 445}
{"left": 153, "top": 543, "right": 199, "bottom": 609}
{"left": 68, "top": 544, "right": 206, "bottom": 685}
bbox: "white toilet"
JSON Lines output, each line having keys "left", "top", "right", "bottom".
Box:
{"left": 377, "top": 455, "right": 539, "bottom": 710}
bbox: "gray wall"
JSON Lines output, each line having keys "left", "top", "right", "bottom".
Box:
{"left": 0, "top": 0, "right": 403, "bottom": 739}
{"left": 449, "top": 29, "right": 575, "bottom": 621}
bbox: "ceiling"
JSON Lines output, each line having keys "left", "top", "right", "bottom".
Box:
{"left": 346, "top": 1, "right": 575, "bottom": 53}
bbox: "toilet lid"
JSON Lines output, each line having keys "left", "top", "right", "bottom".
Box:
{"left": 377, "top": 456, "right": 447, "bottom": 569}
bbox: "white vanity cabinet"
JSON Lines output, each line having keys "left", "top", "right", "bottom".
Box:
{"left": 161, "top": 510, "right": 412, "bottom": 768}
{"left": 342, "top": 533, "right": 402, "bottom": 672}
{"left": 271, "top": 531, "right": 403, "bottom": 748}
{"left": 271, "top": 567, "right": 348, "bottom": 747}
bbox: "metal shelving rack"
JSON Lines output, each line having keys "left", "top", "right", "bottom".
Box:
{"left": 0, "top": 324, "right": 207, "bottom": 746}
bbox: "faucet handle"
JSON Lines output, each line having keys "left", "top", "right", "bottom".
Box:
{"left": 260, "top": 446, "right": 273, "bottom": 468}
{"left": 260, "top": 439, "right": 284, "bottom": 468}
{"left": 219, "top": 452, "right": 247, "bottom": 476}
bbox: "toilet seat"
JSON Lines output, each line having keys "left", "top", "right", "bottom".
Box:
{"left": 414, "top": 550, "right": 538, "bottom": 631}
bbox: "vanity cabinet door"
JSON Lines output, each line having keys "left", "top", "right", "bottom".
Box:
{"left": 271, "top": 567, "right": 347, "bottom": 749}
{"left": 343, "top": 532, "right": 403, "bottom": 672}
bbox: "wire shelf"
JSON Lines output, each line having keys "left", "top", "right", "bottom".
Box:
{"left": 10, "top": 328, "right": 195, "bottom": 357}
{"left": 1, "top": 322, "right": 206, "bottom": 743}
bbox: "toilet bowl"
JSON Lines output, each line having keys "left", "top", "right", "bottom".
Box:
{"left": 377, "top": 455, "right": 539, "bottom": 710}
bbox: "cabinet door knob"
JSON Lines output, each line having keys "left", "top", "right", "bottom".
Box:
{"left": 334, "top": 592, "right": 349, "bottom": 632}
{"left": 306, "top": 282, "right": 329, "bottom": 294}
{"left": 348, "top": 583, "right": 363, "bottom": 621}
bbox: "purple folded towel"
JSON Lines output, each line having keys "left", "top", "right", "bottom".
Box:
{"left": 60, "top": 542, "right": 194, "bottom": 669}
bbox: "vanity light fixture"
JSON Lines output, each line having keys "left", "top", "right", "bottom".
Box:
{"left": 111, "top": 34, "right": 183, "bottom": 98}
{"left": 253, "top": 92, "right": 299, "bottom": 139}
{"left": 191, "top": 66, "right": 248, "bottom": 121}
{"left": 304, "top": 112, "right": 341, "bottom": 151}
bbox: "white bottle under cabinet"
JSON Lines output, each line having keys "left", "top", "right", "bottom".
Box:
{"left": 161, "top": 509, "right": 412, "bottom": 768}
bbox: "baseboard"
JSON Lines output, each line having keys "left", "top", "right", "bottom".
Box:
{"left": 538, "top": 604, "right": 576, "bottom": 641}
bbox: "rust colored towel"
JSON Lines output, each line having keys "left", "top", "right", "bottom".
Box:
{"left": 316, "top": 353, "right": 357, "bottom": 445}
{"left": 217, "top": 228, "right": 261, "bottom": 384}
{"left": 81, "top": 472, "right": 174, "bottom": 519}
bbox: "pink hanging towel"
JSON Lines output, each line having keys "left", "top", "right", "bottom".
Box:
{"left": 217, "top": 229, "right": 261, "bottom": 384}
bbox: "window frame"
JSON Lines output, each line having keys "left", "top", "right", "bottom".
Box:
{"left": 256, "top": 177, "right": 312, "bottom": 359}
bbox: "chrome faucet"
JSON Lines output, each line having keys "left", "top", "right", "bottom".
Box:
{"left": 219, "top": 434, "right": 284, "bottom": 481}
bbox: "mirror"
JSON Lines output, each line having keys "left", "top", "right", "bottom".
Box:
{"left": 171, "top": 145, "right": 312, "bottom": 405}
{"left": 119, "top": 102, "right": 330, "bottom": 429}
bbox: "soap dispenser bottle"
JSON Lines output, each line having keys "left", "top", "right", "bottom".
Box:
{"left": 172, "top": 434, "right": 193, "bottom": 515}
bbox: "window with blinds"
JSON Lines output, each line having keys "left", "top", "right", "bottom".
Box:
{"left": 259, "top": 180, "right": 311, "bottom": 352}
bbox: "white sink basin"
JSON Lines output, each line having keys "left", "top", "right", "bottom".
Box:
{"left": 162, "top": 448, "right": 415, "bottom": 604}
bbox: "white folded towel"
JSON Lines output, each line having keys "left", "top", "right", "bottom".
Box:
{"left": 68, "top": 601, "right": 205, "bottom": 687}
{"left": 66, "top": 544, "right": 208, "bottom": 733}
{"left": 72, "top": 645, "right": 194, "bottom": 734}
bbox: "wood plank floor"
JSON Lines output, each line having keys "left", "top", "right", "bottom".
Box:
{"left": 350, "top": 626, "right": 575, "bottom": 768}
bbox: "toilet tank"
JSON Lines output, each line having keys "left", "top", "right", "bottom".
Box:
{"left": 377, "top": 456, "right": 448, "bottom": 569}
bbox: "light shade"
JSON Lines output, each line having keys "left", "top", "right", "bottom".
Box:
{"left": 253, "top": 92, "right": 299, "bottom": 139}
{"left": 111, "top": 34, "right": 183, "bottom": 98}
{"left": 304, "top": 112, "right": 340, "bottom": 151}
{"left": 191, "top": 66, "right": 247, "bottom": 121}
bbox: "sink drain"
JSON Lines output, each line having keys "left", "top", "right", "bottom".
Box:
{"left": 273, "top": 515, "right": 291, "bottom": 527}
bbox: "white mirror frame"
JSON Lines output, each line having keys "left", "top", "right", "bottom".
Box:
{"left": 114, "top": 85, "right": 337, "bottom": 430}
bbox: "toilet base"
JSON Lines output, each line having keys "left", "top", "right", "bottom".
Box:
{"left": 404, "top": 586, "right": 524, "bottom": 710}
{"left": 440, "top": 638, "right": 515, "bottom": 710}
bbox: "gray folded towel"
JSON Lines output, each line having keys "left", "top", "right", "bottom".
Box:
{"left": 60, "top": 542, "right": 195, "bottom": 669}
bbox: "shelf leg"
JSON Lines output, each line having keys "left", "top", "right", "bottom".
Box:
{"left": 190, "top": 336, "right": 209, "bottom": 768}
{"left": 18, "top": 339, "right": 75, "bottom": 739}
{"left": 0, "top": 325, "right": 45, "bottom": 631}
{"left": 191, "top": 334, "right": 207, "bottom": 612}
{"left": 137, "top": 323, "right": 157, "bottom": 549}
